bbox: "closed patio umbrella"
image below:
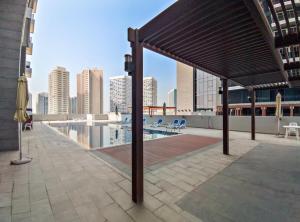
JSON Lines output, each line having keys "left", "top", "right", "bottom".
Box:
{"left": 275, "top": 92, "right": 282, "bottom": 136}
{"left": 11, "top": 76, "right": 32, "bottom": 165}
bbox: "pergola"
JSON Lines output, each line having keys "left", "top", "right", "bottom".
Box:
{"left": 126, "top": 0, "right": 295, "bottom": 204}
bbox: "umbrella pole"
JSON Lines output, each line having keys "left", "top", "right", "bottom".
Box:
{"left": 19, "top": 122, "right": 22, "bottom": 160}
{"left": 11, "top": 122, "right": 31, "bottom": 165}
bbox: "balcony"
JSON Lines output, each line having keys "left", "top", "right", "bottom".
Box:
{"left": 30, "top": 16, "right": 35, "bottom": 33}
{"left": 26, "top": 38, "right": 33, "bottom": 55}
{"left": 25, "top": 61, "right": 32, "bottom": 78}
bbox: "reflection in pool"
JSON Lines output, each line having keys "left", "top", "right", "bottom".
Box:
{"left": 49, "top": 122, "right": 177, "bottom": 149}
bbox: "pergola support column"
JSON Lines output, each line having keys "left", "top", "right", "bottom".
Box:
{"left": 251, "top": 89, "right": 256, "bottom": 140}
{"left": 129, "top": 28, "right": 144, "bottom": 204}
{"left": 222, "top": 79, "right": 229, "bottom": 155}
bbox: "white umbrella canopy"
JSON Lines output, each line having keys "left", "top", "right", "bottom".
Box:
{"left": 275, "top": 92, "right": 282, "bottom": 118}
{"left": 275, "top": 92, "right": 282, "bottom": 136}
{"left": 14, "top": 76, "right": 29, "bottom": 123}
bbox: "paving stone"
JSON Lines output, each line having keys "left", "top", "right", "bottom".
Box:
{"left": 118, "top": 179, "right": 131, "bottom": 194}
{"left": 145, "top": 181, "right": 162, "bottom": 195}
{"left": 0, "top": 193, "right": 11, "bottom": 207}
{"left": 154, "top": 205, "right": 188, "bottom": 222}
{"left": 12, "top": 198, "right": 30, "bottom": 214}
{"left": 0, "top": 206, "right": 11, "bottom": 222}
{"left": 110, "top": 188, "right": 134, "bottom": 210}
{"left": 144, "top": 192, "right": 163, "bottom": 212}
{"left": 12, "top": 212, "right": 31, "bottom": 222}
{"left": 75, "top": 202, "right": 106, "bottom": 222}
{"left": 128, "top": 205, "right": 162, "bottom": 222}
{"left": 101, "top": 203, "right": 134, "bottom": 222}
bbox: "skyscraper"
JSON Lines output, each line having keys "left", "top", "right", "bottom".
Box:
{"left": 77, "top": 68, "right": 103, "bottom": 114}
{"left": 168, "top": 89, "right": 177, "bottom": 108}
{"left": 70, "top": 97, "right": 77, "bottom": 114}
{"left": 110, "top": 76, "right": 132, "bottom": 113}
{"left": 28, "top": 93, "right": 32, "bottom": 109}
{"left": 37, "top": 92, "right": 48, "bottom": 114}
{"left": 176, "top": 62, "right": 221, "bottom": 114}
{"left": 143, "top": 77, "right": 157, "bottom": 106}
{"left": 48, "top": 66, "right": 70, "bottom": 114}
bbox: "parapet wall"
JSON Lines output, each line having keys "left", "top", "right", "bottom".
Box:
{"left": 33, "top": 114, "right": 108, "bottom": 122}
{"left": 145, "top": 115, "right": 300, "bottom": 135}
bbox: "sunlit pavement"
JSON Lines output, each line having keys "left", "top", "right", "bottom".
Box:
{"left": 0, "top": 122, "right": 299, "bottom": 222}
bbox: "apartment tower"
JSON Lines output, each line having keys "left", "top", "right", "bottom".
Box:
{"left": 168, "top": 89, "right": 177, "bottom": 108}
{"left": 48, "top": 67, "right": 70, "bottom": 114}
{"left": 110, "top": 76, "right": 132, "bottom": 113}
{"left": 143, "top": 77, "right": 157, "bottom": 106}
{"left": 37, "top": 92, "right": 48, "bottom": 114}
{"left": 77, "top": 68, "right": 103, "bottom": 114}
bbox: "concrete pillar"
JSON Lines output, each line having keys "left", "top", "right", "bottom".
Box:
{"left": 0, "top": 0, "right": 27, "bottom": 151}
{"left": 262, "top": 107, "right": 267, "bottom": 116}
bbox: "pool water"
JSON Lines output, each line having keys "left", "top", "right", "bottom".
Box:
{"left": 49, "top": 122, "right": 177, "bottom": 149}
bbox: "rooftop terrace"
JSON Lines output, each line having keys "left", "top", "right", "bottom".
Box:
{"left": 0, "top": 123, "right": 299, "bottom": 222}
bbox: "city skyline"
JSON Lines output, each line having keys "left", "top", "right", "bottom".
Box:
{"left": 28, "top": 0, "right": 176, "bottom": 113}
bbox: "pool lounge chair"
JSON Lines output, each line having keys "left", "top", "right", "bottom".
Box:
{"left": 151, "top": 118, "right": 163, "bottom": 127}
{"left": 177, "top": 119, "right": 187, "bottom": 131}
{"left": 166, "top": 119, "right": 180, "bottom": 131}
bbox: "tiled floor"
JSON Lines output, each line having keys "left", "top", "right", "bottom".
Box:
{"left": 0, "top": 122, "right": 298, "bottom": 222}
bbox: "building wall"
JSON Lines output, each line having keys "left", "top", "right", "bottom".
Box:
{"left": 176, "top": 62, "right": 194, "bottom": 114}
{"left": 145, "top": 115, "right": 300, "bottom": 135}
{"left": 0, "top": 0, "right": 27, "bottom": 151}
{"left": 168, "top": 89, "right": 177, "bottom": 107}
{"left": 69, "top": 97, "right": 77, "bottom": 114}
{"left": 77, "top": 69, "right": 103, "bottom": 115}
{"left": 195, "top": 69, "right": 221, "bottom": 112}
{"left": 33, "top": 114, "right": 108, "bottom": 121}
{"left": 143, "top": 77, "right": 157, "bottom": 106}
{"left": 48, "top": 67, "right": 70, "bottom": 114}
{"left": 37, "top": 92, "right": 48, "bottom": 114}
{"left": 110, "top": 76, "right": 132, "bottom": 113}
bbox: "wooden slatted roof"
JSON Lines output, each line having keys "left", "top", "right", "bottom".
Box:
{"left": 130, "top": 0, "right": 289, "bottom": 88}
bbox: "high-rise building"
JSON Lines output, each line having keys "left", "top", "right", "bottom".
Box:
{"left": 77, "top": 68, "right": 103, "bottom": 114}
{"left": 143, "top": 77, "right": 157, "bottom": 106}
{"left": 110, "top": 76, "right": 132, "bottom": 113}
{"left": 48, "top": 66, "right": 70, "bottom": 114}
{"left": 37, "top": 92, "right": 48, "bottom": 114}
{"left": 28, "top": 93, "right": 32, "bottom": 109}
{"left": 70, "top": 97, "right": 77, "bottom": 114}
{"left": 177, "top": 62, "right": 221, "bottom": 115}
{"left": 177, "top": 62, "right": 194, "bottom": 114}
{"left": 168, "top": 89, "right": 177, "bottom": 107}
{"left": 216, "top": 1, "right": 300, "bottom": 116}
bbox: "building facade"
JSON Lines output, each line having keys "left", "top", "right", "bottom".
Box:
{"left": 77, "top": 68, "right": 103, "bottom": 115}
{"left": 37, "top": 92, "right": 48, "bottom": 114}
{"left": 215, "top": 0, "right": 300, "bottom": 116}
{"left": 0, "top": 0, "right": 37, "bottom": 151}
{"left": 177, "top": 62, "right": 221, "bottom": 115}
{"left": 48, "top": 67, "right": 70, "bottom": 114}
{"left": 168, "top": 89, "right": 177, "bottom": 107}
{"left": 143, "top": 77, "right": 157, "bottom": 106}
{"left": 70, "top": 97, "right": 77, "bottom": 114}
{"left": 110, "top": 76, "right": 132, "bottom": 113}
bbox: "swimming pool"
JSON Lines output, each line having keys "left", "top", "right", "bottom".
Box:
{"left": 49, "top": 122, "right": 177, "bottom": 149}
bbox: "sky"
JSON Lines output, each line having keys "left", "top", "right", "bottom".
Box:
{"left": 29, "top": 0, "right": 177, "bottom": 113}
